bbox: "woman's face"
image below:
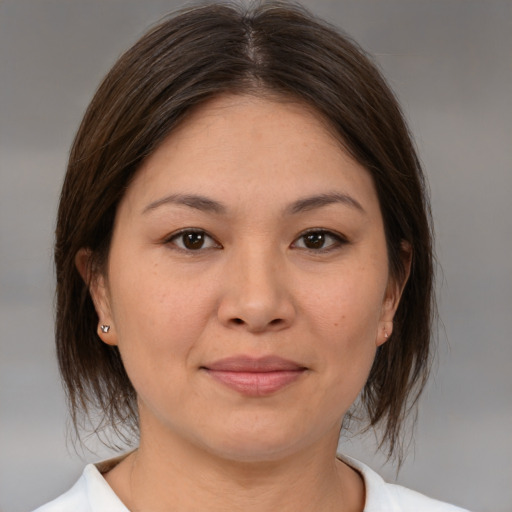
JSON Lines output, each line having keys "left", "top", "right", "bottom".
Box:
{"left": 89, "top": 95, "right": 404, "bottom": 462}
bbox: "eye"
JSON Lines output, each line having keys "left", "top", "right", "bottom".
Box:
{"left": 166, "top": 229, "right": 220, "bottom": 251}
{"left": 292, "top": 230, "right": 347, "bottom": 252}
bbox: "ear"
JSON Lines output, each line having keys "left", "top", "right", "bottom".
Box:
{"left": 75, "top": 248, "right": 117, "bottom": 346}
{"left": 377, "top": 241, "right": 412, "bottom": 346}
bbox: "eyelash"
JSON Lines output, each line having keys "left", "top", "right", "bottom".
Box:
{"left": 164, "top": 229, "right": 221, "bottom": 252}
{"left": 291, "top": 229, "right": 348, "bottom": 253}
{"left": 163, "top": 228, "right": 348, "bottom": 253}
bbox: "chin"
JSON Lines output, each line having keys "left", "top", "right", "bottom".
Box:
{"left": 207, "top": 438, "right": 301, "bottom": 464}
{"left": 195, "top": 417, "right": 320, "bottom": 464}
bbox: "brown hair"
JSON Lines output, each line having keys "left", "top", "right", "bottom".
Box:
{"left": 55, "top": 1, "right": 434, "bottom": 460}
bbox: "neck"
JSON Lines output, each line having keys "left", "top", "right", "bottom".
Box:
{"left": 105, "top": 427, "right": 364, "bottom": 512}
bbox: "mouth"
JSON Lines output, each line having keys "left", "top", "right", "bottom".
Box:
{"left": 201, "top": 356, "right": 308, "bottom": 397}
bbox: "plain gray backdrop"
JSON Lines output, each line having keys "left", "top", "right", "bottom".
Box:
{"left": 1, "top": 1, "right": 511, "bottom": 511}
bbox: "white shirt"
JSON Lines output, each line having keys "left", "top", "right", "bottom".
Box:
{"left": 33, "top": 454, "right": 470, "bottom": 512}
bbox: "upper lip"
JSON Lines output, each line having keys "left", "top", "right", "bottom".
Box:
{"left": 202, "top": 356, "right": 306, "bottom": 372}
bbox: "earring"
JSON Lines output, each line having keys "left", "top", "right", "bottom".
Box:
{"left": 384, "top": 331, "right": 389, "bottom": 338}
{"left": 100, "top": 325, "right": 111, "bottom": 333}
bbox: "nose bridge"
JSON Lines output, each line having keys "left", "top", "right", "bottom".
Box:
{"left": 218, "top": 240, "right": 294, "bottom": 331}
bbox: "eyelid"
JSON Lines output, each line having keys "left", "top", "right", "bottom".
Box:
{"left": 164, "top": 228, "right": 222, "bottom": 251}
{"left": 291, "top": 228, "right": 348, "bottom": 251}
{"left": 162, "top": 227, "right": 347, "bottom": 253}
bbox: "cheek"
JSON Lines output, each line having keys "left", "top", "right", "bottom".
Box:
{"left": 304, "top": 264, "right": 386, "bottom": 338}
{"left": 108, "top": 262, "right": 217, "bottom": 373}
{"left": 301, "top": 267, "right": 385, "bottom": 397}
{"left": 108, "top": 276, "right": 216, "bottom": 418}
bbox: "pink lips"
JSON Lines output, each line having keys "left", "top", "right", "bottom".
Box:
{"left": 202, "top": 356, "right": 307, "bottom": 397}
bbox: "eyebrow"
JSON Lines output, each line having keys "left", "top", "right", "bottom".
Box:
{"left": 142, "top": 191, "right": 365, "bottom": 216}
{"left": 143, "top": 193, "right": 227, "bottom": 215}
{"left": 285, "top": 192, "right": 366, "bottom": 215}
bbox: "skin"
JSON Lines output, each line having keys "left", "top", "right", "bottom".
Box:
{"left": 78, "top": 94, "right": 408, "bottom": 512}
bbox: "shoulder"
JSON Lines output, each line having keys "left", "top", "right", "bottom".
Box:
{"left": 338, "top": 453, "right": 471, "bottom": 512}
{"left": 31, "top": 463, "right": 129, "bottom": 512}
{"left": 31, "top": 468, "right": 90, "bottom": 512}
{"left": 386, "top": 483, "right": 471, "bottom": 512}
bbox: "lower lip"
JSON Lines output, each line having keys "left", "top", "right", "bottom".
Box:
{"left": 205, "top": 370, "right": 305, "bottom": 396}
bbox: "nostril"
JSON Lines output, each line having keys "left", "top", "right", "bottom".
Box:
{"left": 230, "top": 317, "right": 283, "bottom": 327}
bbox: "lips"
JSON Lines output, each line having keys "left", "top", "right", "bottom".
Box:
{"left": 201, "top": 356, "right": 307, "bottom": 396}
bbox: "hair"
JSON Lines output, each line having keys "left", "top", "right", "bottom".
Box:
{"left": 55, "top": 0, "right": 434, "bottom": 462}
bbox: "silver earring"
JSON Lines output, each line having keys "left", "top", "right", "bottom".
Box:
{"left": 384, "top": 331, "right": 389, "bottom": 338}
{"left": 100, "top": 325, "right": 110, "bottom": 333}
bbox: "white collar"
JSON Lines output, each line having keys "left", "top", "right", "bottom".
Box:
{"left": 337, "top": 453, "right": 401, "bottom": 511}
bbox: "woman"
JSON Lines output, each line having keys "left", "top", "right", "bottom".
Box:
{"left": 35, "top": 2, "right": 470, "bottom": 511}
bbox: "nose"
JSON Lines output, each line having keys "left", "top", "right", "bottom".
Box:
{"left": 217, "top": 247, "right": 296, "bottom": 333}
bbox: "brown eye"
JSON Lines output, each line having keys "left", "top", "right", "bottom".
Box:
{"left": 303, "top": 232, "right": 326, "bottom": 249}
{"left": 182, "top": 232, "right": 205, "bottom": 250}
{"left": 293, "top": 230, "right": 346, "bottom": 251}
{"left": 168, "top": 230, "right": 220, "bottom": 251}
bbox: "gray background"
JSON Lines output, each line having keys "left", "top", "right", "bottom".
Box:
{"left": 0, "top": 1, "right": 511, "bottom": 511}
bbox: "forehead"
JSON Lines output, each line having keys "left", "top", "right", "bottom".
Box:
{"left": 122, "top": 94, "right": 379, "bottom": 217}
{"left": 157, "top": 93, "right": 343, "bottom": 155}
